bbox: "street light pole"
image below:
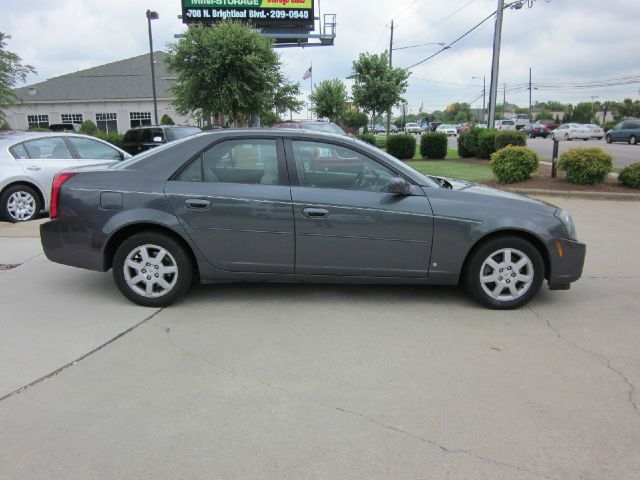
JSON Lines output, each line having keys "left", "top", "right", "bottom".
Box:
{"left": 487, "top": 0, "right": 505, "bottom": 128}
{"left": 146, "top": 10, "right": 160, "bottom": 125}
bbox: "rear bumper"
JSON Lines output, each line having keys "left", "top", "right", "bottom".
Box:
{"left": 548, "top": 238, "right": 586, "bottom": 288}
{"left": 40, "top": 220, "right": 106, "bottom": 272}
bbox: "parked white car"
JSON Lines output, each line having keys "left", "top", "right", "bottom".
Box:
{"left": 436, "top": 124, "right": 458, "bottom": 136}
{"left": 550, "top": 123, "right": 592, "bottom": 141}
{"left": 494, "top": 119, "right": 517, "bottom": 131}
{"left": 585, "top": 124, "right": 604, "bottom": 140}
{"left": 0, "top": 131, "right": 130, "bottom": 222}
{"left": 404, "top": 122, "right": 422, "bottom": 135}
{"left": 510, "top": 114, "right": 530, "bottom": 129}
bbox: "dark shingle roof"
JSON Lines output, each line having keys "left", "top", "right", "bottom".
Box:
{"left": 15, "top": 52, "right": 175, "bottom": 102}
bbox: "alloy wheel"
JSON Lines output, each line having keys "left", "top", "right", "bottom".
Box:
{"left": 123, "top": 244, "right": 179, "bottom": 298}
{"left": 7, "top": 191, "right": 37, "bottom": 221}
{"left": 479, "top": 248, "right": 534, "bottom": 302}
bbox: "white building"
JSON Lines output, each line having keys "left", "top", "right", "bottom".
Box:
{"left": 5, "top": 52, "right": 196, "bottom": 133}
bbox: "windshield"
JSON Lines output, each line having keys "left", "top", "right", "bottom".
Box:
{"left": 302, "top": 123, "right": 347, "bottom": 135}
{"left": 165, "top": 127, "right": 202, "bottom": 142}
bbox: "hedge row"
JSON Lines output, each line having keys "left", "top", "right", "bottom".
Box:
{"left": 458, "top": 128, "right": 527, "bottom": 159}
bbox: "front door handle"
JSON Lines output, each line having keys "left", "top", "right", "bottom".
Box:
{"left": 26, "top": 166, "right": 42, "bottom": 171}
{"left": 302, "top": 207, "right": 329, "bottom": 218}
{"left": 185, "top": 199, "right": 211, "bottom": 210}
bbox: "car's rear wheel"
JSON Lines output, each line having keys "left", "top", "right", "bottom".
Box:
{"left": 564, "top": 133, "right": 570, "bottom": 141}
{"left": 464, "top": 236, "right": 544, "bottom": 309}
{"left": 113, "top": 232, "right": 194, "bottom": 307}
{"left": 605, "top": 135, "right": 612, "bottom": 144}
{"left": 629, "top": 135, "right": 637, "bottom": 145}
{"left": 0, "top": 185, "right": 42, "bottom": 223}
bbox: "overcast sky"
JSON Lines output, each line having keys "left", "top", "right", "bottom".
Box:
{"left": 3, "top": 0, "right": 639, "bottom": 117}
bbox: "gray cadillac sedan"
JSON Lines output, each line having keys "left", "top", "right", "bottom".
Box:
{"left": 40, "top": 129, "right": 585, "bottom": 309}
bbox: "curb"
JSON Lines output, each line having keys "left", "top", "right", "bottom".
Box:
{"left": 500, "top": 188, "right": 640, "bottom": 201}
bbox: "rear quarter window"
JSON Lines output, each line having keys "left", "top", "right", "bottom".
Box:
{"left": 9, "top": 144, "right": 29, "bottom": 159}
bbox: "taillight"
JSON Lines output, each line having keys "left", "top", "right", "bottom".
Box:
{"left": 50, "top": 172, "right": 77, "bottom": 219}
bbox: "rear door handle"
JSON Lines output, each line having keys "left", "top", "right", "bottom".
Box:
{"left": 26, "top": 166, "right": 42, "bottom": 171}
{"left": 302, "top": 207, "right": 329, "bottom": 218}
{"left": 185, "top": 199, "right": 211, "bottom": 210}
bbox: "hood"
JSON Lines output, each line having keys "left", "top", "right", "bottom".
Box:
{"left": 425, "top": 176, "right": 558, "bottom": 211}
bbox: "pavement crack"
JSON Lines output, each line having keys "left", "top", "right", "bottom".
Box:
{"left": 162, "top": 332, "right": 557, "bottom": 480}
{"left": 0, "top": 308, "right": 164, "bottom": 403}
{"left": 528, "top": 305, "right": 639, "bottom": 419}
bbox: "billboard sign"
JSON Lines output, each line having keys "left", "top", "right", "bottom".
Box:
{"left": 182, "top": 0, "right": 315, "bottom": 28}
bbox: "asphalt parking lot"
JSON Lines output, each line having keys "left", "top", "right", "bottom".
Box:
{"left": 1, "top": 196, "right": 639, "bottom": 480}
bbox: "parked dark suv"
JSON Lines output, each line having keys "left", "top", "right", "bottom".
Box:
{"left": 122, "top": 125, "right": 202, "bottom": 155}
{"left": 605, "top": 119, "right": 640, "bottom": 145}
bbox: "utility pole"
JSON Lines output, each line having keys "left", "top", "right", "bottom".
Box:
{"left": 386, "top": 20, "right": 394, "bottom": 136}
{"left": 487, "top": 0, "right": 505, "bottom": 128}
{"left": 503, "top": 83, "right": 506, "bottom": 118}
{"left": 482, "top": 76, "right": 486, "bottom": 123}
{"left": 528, "top": 67, "right": 532, "bottom": 120}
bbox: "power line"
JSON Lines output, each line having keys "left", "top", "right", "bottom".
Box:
{"left": 396, "top": 0, "right": 478, "bottom": 44}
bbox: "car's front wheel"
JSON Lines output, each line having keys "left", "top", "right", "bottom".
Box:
{"left": 605, "top": 135, "right": 612, "bottom": 144}
{"left": 464, "top": 236, "right": 544, "bottom": 309}
{"left": 629, "top": 135, "right": 637, "bottom": 145}
{"left": 113, "top": 231, "right": 194, "bottom": 307}
{"left": 0, "top": 185, "right": 42, "bottom": 222}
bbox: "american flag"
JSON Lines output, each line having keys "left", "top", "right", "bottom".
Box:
{"left": 303, "top": 66, "right": 312, "bottom": 80}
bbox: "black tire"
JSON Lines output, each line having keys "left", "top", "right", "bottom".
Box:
{"left": 605, "top": 135, "right": 612, "bottom": 144}
{"left": 629, "top": 135, "right": 637, "bottom": 145}
{"left": 463, "top": 236, "right": 545, "bottom": 310}
{"left": 112, "top": 231, "right": 194, "bottom": 307}
{"left": 0, "top": 184, "right": 42, "bottom": 223}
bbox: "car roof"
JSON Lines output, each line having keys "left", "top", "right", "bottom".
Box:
{"left": 127, "top": 125, "right": 200, "bottom": 130}
{"left": 0, "top": 130, "right": 126, "bottom": 151}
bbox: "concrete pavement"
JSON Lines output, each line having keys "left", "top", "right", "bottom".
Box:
{"left": 0, "top": 197, "right": 639, "bottom": 480}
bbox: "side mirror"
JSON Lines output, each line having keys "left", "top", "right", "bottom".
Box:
{"left": 153, "top": 136, "right": 164, "bottom": 143}
{"left": 387, "top": 177, "right": 411, "bottom": 195}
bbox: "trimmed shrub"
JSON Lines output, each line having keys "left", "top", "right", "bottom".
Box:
{"left": 558, "top": 148, "right": 613, "bottom": 185}
{"left": 618, "top": 162, "right": 640, "bottom": 189}
{"left": 356, "top": 133, "right": 377, "bottom": 146}
{"left": 457, "top": 127, "right": 482, "bottom": 158}
{"left": 495, "top": 130, "right": 527, "bottom": 150}
{"left": 160, "top": 114, "right": 175, "bottom": 125}
{"left": 420, "top": 132, "right": 448, "bottom": 159}
{"left": 0, "top": 120, "right": 10, "bottom": 131}
{"left": 95, "top": 131, "right": 124, "bottom": 149}
{"left": 341, "top": 110, "right": 368, "bottom": 132}
{"left": 387, "top": 134, "right": 416, "bottom": 160}
{"left": 375, "top": 135, "right": 387, "bottom": 150}
{"left": 490, "top": 146, "right": 539, "bottom": 184}
{"left": 79, "top": 120, "right": 98, "bottom": 135}
{"left": 477, "top": 129, "right": 497, "bottom": 159}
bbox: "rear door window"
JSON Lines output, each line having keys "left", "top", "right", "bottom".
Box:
{"left": 23, "top": 137, "right": 74, "bottom": 159}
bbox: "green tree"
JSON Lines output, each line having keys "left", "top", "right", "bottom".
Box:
{"left": 350, "top": 51, "right": 410, "bottom": 135}
{"left": 79, "top": 119, "right": 98, "bottom": 135}
{"left": 445, "top": 102, "right": 472, "bottom": 123}
{"left": 616, "top": 98, "right": 640, "bottom": 119}
{"left": 160, "top": 114, "right": 175, "bottom": 125}
{"left": 309, "top": 79, "right": 347, "bottom": 123}
{"left": 535, "top": 110, "right": 554, "bottom": 121}
{"left": 572, "top": 102, "right": 594, "bottom": 123}
{"left": 260, "top": 110, "right": 281, "bottom": 126}
{"left": 341, "top": 110, "right": 368, "bottom": 131}
{"left": 0, "top": 32, "right": 36, "bottom": 121}
{"left": 166, "top": 23, "right": 301, "bottom": 125}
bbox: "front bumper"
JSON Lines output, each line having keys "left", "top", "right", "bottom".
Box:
{"left": 547, "top": 238, "right": 586, "bottom": 289}
{"left": 40, "top": 220, "right": 106, "bottom": 272}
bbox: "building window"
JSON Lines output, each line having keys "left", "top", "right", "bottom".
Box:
{"left": 27, "top": 115, "right": 49, "bottom": 129}
{"left": 61, "top": 114, "right": 83, "bottom": 124}
{"left": 130, "top": 112, "right": 152, "bottom": 128}
{"left": 96, "top": 113, "right": 118, "bottom": 133}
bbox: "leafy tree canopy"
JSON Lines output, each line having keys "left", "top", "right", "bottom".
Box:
{"left": 309, "top": 79, "right": 347, "bottom": 123}
{"left": 0, "top": 32, "right": 36, "bottom": 120}
{"left": 166, "top": 22, "right": 301, "bottom": 124}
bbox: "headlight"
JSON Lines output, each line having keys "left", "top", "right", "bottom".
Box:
{"left": 555, "top": 209, "right": 577, "bottom": 240}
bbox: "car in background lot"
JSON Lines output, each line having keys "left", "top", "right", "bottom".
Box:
{"left": 274, "top": 121, "right": 347, "bottom": 136}
{"left": 551, "top": 123, "right": 591, "bottom": 141}
{"left": 585, "top": 124, "right": 604, "bottom": 140}
{"left": 523, "top": 122, "right": 550, "bottom": 138}
{"left": 605, "top": 119, "right": 640, "bottom": 144}
{"left": 0, "top": 131, "right": 130, "bottom": 222}
{"left": 436, "top": 124, "right": 458, "bottom": 136}
{"left": 510, "top": 114, "right": 530, "bottom": 130}
{"left": 538, "top": 120, "right": 559, "bottom": 133}
{"left": 122, "top": 125, "right": 202, "bottom": 155}
{"left": 49, "top": 123, "right": 81, "bottom": 133}
{"left": 494, "top": 119, "right": 517, "bottom": 131}
{"left": 40, "top": 129, "right": 585, "bottom": 310}
{"left": 372, "top": 124, "right": 399, "bottom": 134}
{"left": 404, "top": 122, "right": 422, "bottom": 135}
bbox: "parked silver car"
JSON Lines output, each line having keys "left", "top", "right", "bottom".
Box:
{"left": 0, "top": 131, "right": 130, "bottom": 222}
